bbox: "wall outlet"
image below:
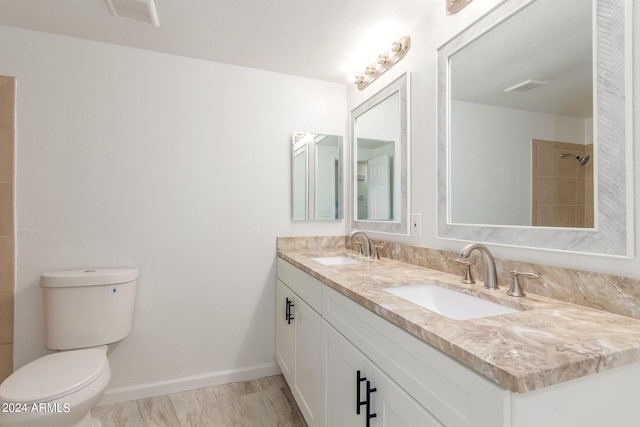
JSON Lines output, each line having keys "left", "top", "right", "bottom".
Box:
{"left": 411, "top": 213, "right": 421, "bottom": 236}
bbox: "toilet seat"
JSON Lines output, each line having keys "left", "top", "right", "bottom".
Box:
{"left": 0, "top": 348, "right": 108, "bottom": 403}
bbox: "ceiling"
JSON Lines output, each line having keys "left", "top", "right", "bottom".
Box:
{"left": 450, "top": 0, "right": 592, "bottom": 119}
{"left": 0, "top": 0, "right": 595, "bottom": 118}
{"left": 0, "top": 0, "right": 431, "bottom": 84}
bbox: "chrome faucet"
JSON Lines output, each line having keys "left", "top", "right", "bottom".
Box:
{"left": 349, "top": 230, "right": 371, "bottom": 257}
{"left": 459, "top": 243, "right": 499, "bottom": 290}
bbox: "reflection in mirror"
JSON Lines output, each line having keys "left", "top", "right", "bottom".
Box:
{"left": 356, "top": 92, "right": 399, "bottom": 220}
{"left": 351, "top": 73, "right": 409, "bottom": 235}
{"left": 437, "top": 0, "right": 633, "bottom": 256}
{"left": 292, "top": 132, "right": 342, "bottom": 221}
{"left": 449, "top": 0, "right": 593, "bottom": 227}
{"left": 315, "top": 135, "right": 342, "bottom": 220}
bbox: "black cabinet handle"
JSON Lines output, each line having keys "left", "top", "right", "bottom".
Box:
{"left": 366, "top": 380, "right": 377, "bottom": 427}
{"left": 285, "top": 297, "right": 295, "bottom": 324}
{"left": 356, "top": 370, "right": 367, "bottom": 415}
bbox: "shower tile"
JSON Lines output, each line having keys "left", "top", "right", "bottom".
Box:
{"left": 585, "top": 177, "right": 594, "bottom": 205}
{"left": 0, "top": 289, "right": 12, "bottom": 344}
{"left": 576, "top": 179, "right": 586, "bottom": 205}
{"left": 557, "top": 178, "right": 577, "bottom": 205}
{"left": 0, "top": 235, "right": 13, "bottom": 290}
{"left": 557, "top": 206, "right": 577, "bottom": 227}
{"left": 585, "top": 207, "right": 594, "bottom": 228}
{"left": 536, "top": 147, "right": 558, "bottom": 177}
{"left": 0, "top": 77, "right": 15, "bottom": 130}
{"left": 558, "top": 154, "right": 579, "bottom": 178}
{"left": 0, "top": 343, "right": 11, "bottom": 382}
{"left": 0, "top": 183, "right": 12, "bottom": 235}
{"left": 0, "top": 128, "right": 13, "bottom": 183}
{"left": 577, "top": 207, "right": 586, "bottom": 228}
{"left": 536, "top": 177, "right": 557, "bottom": 204}
{"left": 536, "top": 205, "right": 557, "bottom": 226}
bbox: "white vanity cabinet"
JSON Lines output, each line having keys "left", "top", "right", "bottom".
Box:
{"left": 321, "top": 284, "right": 508, "bottom": 427}
{"left": 275, "top": 259, "right": 323, "bottom": 427}
{"left": 276, "top": 258, "right": 506, "bottom": 427}
{"left": 321, "top": 320, "right": 442, "bottom": 426}
{"left": 277, "top": 257, "right": 640, "bottom": 427}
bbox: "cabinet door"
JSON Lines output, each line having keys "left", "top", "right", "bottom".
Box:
{"left": 321, "top": 319, "right": 362, "bottom": 426}
{"left": 321, "top": 321, "right": 443, "bottom": 427}
{"left": 276, "top": 279, "right": 321, "bottom": 426}
{"left": 275, "top": 279, "right": 295, "bottom": 385}
{"left": 293, "top": 295, "right": 321, "bottom": 426}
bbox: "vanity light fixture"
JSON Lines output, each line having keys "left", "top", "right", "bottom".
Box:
{"left": 352, "top": 37, "right": 411, "bottom": 91}
{"left": 446, "top": 0, "right": 474, "bottom": 15}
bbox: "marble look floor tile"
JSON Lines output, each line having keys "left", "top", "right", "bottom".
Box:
{"left": 92, "top": 400, "right": 145, "bottom": 427}
{"left": 93, "top": 375, "right": 306, "bottom": 427}
{"left": 138, "top": 395, "right": 181, "bottom": 427}
{"left": 256, "top": 374, "right": 287, "bottom": 391}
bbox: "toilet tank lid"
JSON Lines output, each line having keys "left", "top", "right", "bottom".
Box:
{"left": 41, "top": 268, "right": 139, "bottom": 288}
{"left": 0, "top": 349, "right": 109, "bottom": 403}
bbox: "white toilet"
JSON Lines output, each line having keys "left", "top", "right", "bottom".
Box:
{"left": 0, "top": 268, "right": 138, "bottom": 427}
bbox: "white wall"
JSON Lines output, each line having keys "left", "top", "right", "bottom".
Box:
{"left": 450, "top": 100, "right": 587, "bottom": 226}
{"left": 0, "top": 25, "right": 346, "bottom": 397}
{"left": 347, "top": 0, "right": 640, "bottom": 278}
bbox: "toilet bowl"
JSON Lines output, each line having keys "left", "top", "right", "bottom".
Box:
{"left": 0, "top": 348, "right": 111, "bottom": 427}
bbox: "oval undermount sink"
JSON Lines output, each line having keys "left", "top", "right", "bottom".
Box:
{"left": 384, "top": 281, "right": 520, "bottom": 320}
{"left": 312, "top": 256, "right": 362, "bottom": 266}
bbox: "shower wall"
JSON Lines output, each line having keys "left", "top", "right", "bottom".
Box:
{"left": 0, "top": 75, "right": 14, "bottom": 383}
{"left": 531, "top": 139, "right": 594, "bottom": 227}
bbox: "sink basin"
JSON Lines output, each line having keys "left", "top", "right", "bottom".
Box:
{"left": 312, "top": 256, "right": 362, "bottom": 266}
{"left": 383, "top": 281, "right": 520, "bottom": 320}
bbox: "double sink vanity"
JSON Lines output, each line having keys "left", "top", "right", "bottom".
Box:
{"left": 275, "top": 237, "right": 640, "bottom": 427}
{"left": 282, "top": 0, "right": 636, "bottom": 424}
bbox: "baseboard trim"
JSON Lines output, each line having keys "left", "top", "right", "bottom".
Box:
{"left": 98, "top": 362, "right": 282, "bottom": 406}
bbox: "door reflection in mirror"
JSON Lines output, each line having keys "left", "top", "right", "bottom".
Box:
{"left": 355, "top": 91, "right": 400, "bottom": 221}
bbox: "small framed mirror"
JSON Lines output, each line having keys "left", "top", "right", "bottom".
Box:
{"left": 292, "top": 132, "right": 343, "bottom": 221}
{"left": 351, "top": 73, "right": 410, "bottom": 235}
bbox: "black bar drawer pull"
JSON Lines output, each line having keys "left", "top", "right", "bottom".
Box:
{"left": 366, "top": 380, "right": 377, "bottom": 427}
{"left": 356, "top": 370, "right": 367, "bottom": 414}
{"left": 285, "top": 297, "right": 295, "bottom": 324}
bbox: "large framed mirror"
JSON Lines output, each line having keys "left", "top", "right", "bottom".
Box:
{"left": 351, "top": 73, "right": 410, "bottom": 235}
{"left": 292, "top": 132, "right": 343, "bottom": 221}
{"left": 437, "top": 0, "right": 633, "bottom": 257}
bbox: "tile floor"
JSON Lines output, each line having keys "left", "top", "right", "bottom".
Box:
{"left": 92, "top": 375, "right": 307, "bottom": 426}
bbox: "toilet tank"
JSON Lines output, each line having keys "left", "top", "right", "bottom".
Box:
{"left": 40, "top": 268, "right": 138, "bottom": 350}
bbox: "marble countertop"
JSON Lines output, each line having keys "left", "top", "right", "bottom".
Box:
{"left": 277, "top": 247, "right": 640, "bottom": 394}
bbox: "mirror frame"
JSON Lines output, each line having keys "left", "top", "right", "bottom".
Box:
{"left": 437, "top": 0, "right": 633, "bottom": 257}
{"left": 292, "top": 135, "right": 309, "bottom": 220}
{"left": 292, "top": 132, "right": 343, "bottom": 221}
{"left": 351, "top": 72, "right": 410, "bottom": 235}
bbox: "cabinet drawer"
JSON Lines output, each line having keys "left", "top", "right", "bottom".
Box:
{"left": 323, "top": 286, "right": 509, "bottom": 427}
{"left": 277, "top": 258, "right": 323, "bottom": 313}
